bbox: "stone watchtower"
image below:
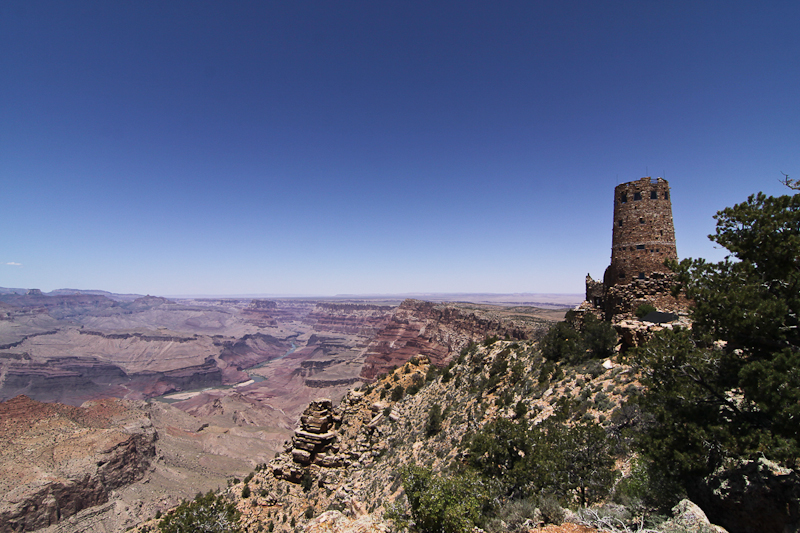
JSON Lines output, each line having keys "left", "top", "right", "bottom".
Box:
{"left": 603, "top": 177, "right": 677, "bottom": 286}
{"left": 578, "top": 176, "right": 688, "bottom": 322}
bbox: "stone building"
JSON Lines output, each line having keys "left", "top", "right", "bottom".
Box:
{"left": 604, "top": 177, "right": 677, "bottom": 285}
{"left": 580, "top": 177, "right": 689, "bottom": 321}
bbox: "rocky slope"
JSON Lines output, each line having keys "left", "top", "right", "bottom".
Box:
{"left": 146, "top": 338, "right": 640, "bottom": 533}
{"left": 0, "top": 396, "right": 156, "bottom": 533}
{"left": 359, "top": 299, "right": 555, "bottom": 380}
{"left": 134, "top": 333, "right": 735, "bottom": 533}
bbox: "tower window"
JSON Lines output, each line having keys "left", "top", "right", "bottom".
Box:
{"left": 636, "top": 244, "right": 645, "bottom": 250}
{"left": 621, "top": 193, "right": 627, "bottom": 203}
{"left": 664, "top": 191, "right": 669, "bottom": 200}
{"left": 633, "top": 192, "right": 642, "bottom": 201}
{"left": 638, "top": 272, "right": 645, "bottom": 279}
{"left": 639, "top": 217, "right": 645, "bottom": 224}
{"left": 619, "top": 272, "right": 625, "bottom": 279}
{"left": 651, "top": 190, "right": 658, "bottom": 199}
{"left": 618, "top": 219, "right": 623, "bottom": 227}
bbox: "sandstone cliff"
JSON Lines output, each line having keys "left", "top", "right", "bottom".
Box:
{"left": 359, "top": 299, "right": 552, "bottom": 380}
{"left": 0, "top": 396, "right": 156, "bottom": 532}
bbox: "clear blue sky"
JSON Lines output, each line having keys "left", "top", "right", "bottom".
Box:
{"left": 2, "top": 1, "right": 798, "bottom": 296}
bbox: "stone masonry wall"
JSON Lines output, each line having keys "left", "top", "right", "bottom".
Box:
{"left": 604, "top": 177, "right": 677, "bottom": 286}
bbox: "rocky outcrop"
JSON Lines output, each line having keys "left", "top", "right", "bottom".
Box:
{"left": 305, "top": 377, "right": 362, "bottom": 388}
{"left": 304, "top": 303, "right": 394, "bottom": 336}
{"left": 273, "top": 399, "right": 342, "bottom": 481}
{"left": 304, "top": 510, "right": 390, "bottom": 533}
{"left": 691, "top": 458, "right": 800, "bottom": 533}
{"left": 660, "top": 500, "right": 728, "bottom": 533}
{"left": 359, "top": 299, "right": 549, "bottom": 380}
{"left": 0, "top": 396, "right": 157, "bottom": 533}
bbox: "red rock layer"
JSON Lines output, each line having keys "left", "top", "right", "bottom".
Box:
{"left": 359, "top": 299, "right": 534, "bottom": 380}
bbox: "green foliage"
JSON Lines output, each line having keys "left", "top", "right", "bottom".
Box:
{"left": 537, "top": 494, "right": 565, "bottom": 525}
{"left": 301, "top": 469, "right": 314, "bottom": 492}
{"left": 425, "top": 365, "right": 438, "bottom": 382}
{"left": 582, "top": 314, "right": 617, "bottom": 359}
{"left": 391, "top": 384, "right": 405, "bottom": 402}
{"left": 632, "top": 191, "right": 800, "bottom": 499}
{"left": 484, "top": 498, "right": 539, "bottom": 532}
{"left": 541, "top": 315, "right": 617, "bottom": 365}
{"left": 468, "top": 417, "right": 616, "bottom": 505}
{"left": 241, "top": 484, "right": 250, "bottom": 498}
{"left": 634, "top": 303, "right": 657, "bottom": 318}
{"left": 425, "top": 404, "right": 443, "bottom": 437}
{"left": 441, "top": 367, "right": 452, "bottom": 383}
{"left": 540, "top": 322, "right": 584, "bottom": 363}
{"left": 397, "top": 465, "right": 493, "bottom": 533}
{"left": 158, "top": 491, "right": 241, "bottom": 533}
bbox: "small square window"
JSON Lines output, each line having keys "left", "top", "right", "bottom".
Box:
{"left": 636, "top": 244, "right": 645, "bottom": 250}
{"left": 651, "top": 190, "right": 658, "bottom": 199}
{"left": 621, "top": 193, "right": 628, "bottom": 203}
{"left": 618, "top": 219, "right": 623, "bottom": 227}
{"left": 633, "top": 192, "right": 642, "bottom": 201}
{"left": 664, "top": 191, "right": 669, "bottom": 200}
{"left": 639, "top": 217, "right": 645, "bottom": 224}
{"left": 638, "top": 272, "right": 645, "bottom": 279}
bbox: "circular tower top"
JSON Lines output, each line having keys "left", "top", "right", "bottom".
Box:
{"left": 603, "top": 177, "right": 677, "bottom": 286}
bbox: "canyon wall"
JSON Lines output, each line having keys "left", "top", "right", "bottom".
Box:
{"left": 0, "top": 396, "right": 156, "bottom": 533}
{"left": 359, "top": 299, "right": 553, "bottom": 380}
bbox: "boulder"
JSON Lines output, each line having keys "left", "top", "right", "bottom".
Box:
{"left": 692, "top": 458, "right": 800, "bottom": 533}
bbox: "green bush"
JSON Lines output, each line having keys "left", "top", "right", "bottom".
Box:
{"left": 425, "top": 404, "right": 443, "bottom": 437}
{"left": 468, "top": 416, "right": 616, "bottom": 505}
{"left": 396, "top": 466, "right": 493, "bottom": 533}
{"left": 441, "top": 367, "right": 452, "bottom": 383}
{"left": 301, "top": 469, "right": 314, "bottom": 492}
{"left": 634, "top": 303, "right": 657, "bottom": 318}
{"left": 391, "top": 385, "right": 405, "bottom": 402}
{"left": 540, "top": 322, "right": 583, "bottom": 363}
{"left": 541, "top": 316, "right": 617, "bottom": 365}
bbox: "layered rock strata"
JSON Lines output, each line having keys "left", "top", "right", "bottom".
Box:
{"left": 0, "top": 395, "right": 156, "bottom": 533}
{"left": 360, "top": 299, "right": 549, "bottom": 380}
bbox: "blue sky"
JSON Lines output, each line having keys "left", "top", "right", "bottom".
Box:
{"left": 2, "top": 1, "right": 798, "bottom": 296}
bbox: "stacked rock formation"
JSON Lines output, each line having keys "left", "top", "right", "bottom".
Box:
{"left": 292, "top": 399, "right": 339, "bottom": 465}
{"left": 273, "top": 399, "right": 342, "bottom": 482}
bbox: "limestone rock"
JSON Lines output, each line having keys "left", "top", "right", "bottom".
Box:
{"left": 660, "top": 499, "right": 728, "bottom": 533}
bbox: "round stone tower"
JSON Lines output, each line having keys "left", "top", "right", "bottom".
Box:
{"left": 603, "top": 177, "right": 677, "bottom": 286}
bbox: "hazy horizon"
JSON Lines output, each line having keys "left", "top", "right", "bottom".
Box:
{"left": 0, "top": 285, "right": 583, "bottom": 307}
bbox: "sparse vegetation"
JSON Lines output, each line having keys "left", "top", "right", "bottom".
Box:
{"left": 157, "top": 491, "right": 241, "bottom": 533}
